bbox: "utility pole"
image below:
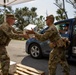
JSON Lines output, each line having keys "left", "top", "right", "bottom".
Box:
{"left": 63, "top": 0, "right": 68, "bottom": 19}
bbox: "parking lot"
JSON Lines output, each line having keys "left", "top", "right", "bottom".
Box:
{"left": 7, "top": 40, "right": 76, "bottom": 75}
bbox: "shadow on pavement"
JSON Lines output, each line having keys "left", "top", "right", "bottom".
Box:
{"left": 21, "top": 55, "right": 49, "bottom": 75}
{"left": 21, "top": 55, "right": 76, "bottom": 75}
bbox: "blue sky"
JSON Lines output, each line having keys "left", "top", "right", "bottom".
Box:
{"left": 12, "top": 0, "right": 75, "bottom": 18}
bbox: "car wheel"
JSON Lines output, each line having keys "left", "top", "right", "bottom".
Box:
{"left": 29, "top": 43, "right": 42, "bottom": 59}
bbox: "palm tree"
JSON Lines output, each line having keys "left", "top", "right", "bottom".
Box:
{"left": 29, "top": 7, "right": 37, "bottom": 23}
{"left": 55, "top": 9, "right": 66, "bottom": 21}
{"left": 15, "top": 8, "right": 26, "bottom": 30}
{"left": 14, "top": 7, "right": 38, "bottom": 30}
{"left": 34, "top": 16, "right": 45, "bottom": 30}
{"left": 54, "top": 0, "right": 68, "bottom": 20}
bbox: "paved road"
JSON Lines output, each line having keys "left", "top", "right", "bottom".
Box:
{"left": 7, "top": 40, "right": 76, "bottom": 75}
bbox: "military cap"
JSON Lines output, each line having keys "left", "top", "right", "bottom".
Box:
{"left": 45, "top": 15, "right": 54, "bottom": 21}
{"left": 6, "top": 14, "right": 17, "bottom": 20}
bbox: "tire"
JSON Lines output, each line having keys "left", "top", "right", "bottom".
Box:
{"left": 29, "top": 43, "right": 42, "bottom": 59}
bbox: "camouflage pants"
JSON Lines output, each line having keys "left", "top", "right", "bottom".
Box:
{"left": 48, "top": 47, "right": 70, "bottom": 75}
{"left": 0, "top": 46, "right": 10, "bottom": 75}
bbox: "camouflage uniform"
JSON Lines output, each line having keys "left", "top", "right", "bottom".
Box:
{"left": 0, "top": 22, "right": 22, "bottom": 75}
{"left": 34, "top": 24, "right": 70, "bottom": 75}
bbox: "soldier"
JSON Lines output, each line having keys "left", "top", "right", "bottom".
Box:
{"left": 26, "top": 14, "right": 70, "bottom": 75}
{"left": 0, "top": 14, "right": 29, "bottom": 75}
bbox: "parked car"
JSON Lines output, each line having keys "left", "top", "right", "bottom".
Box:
{"left": 25, "top": 18, "right": 76, "bottom": 59}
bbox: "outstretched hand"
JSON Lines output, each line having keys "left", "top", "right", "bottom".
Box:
{"left": 26, "top": 29, "right": 35, "bottom": 34}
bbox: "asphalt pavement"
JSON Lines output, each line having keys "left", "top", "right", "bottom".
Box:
{"left": 6, "top": 40, "right": 76, "bottom": 75}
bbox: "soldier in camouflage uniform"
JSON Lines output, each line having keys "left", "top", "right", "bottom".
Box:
{"left": 26, "top": 15, "right": 70, "bottom": 75}
{"left": 0, "top": 14, "right": 29, "bottom": 75}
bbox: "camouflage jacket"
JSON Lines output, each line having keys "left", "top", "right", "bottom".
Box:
{"left": 34, "top": 24, "right": 70, "bottom": 48}
{"left": 0, "top": 22, "right": 22, "bottom": 46}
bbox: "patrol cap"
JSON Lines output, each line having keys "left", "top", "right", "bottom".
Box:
{"left": 6, "top": 14, "right": 17, "bottom": 20}
{"left": 45, "top": 15, "right": 54, "bottom": 21}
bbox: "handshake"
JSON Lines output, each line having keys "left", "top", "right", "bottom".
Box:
{"left": 26, "top": 29, "right": 35, "bottom": 34}
{"left": 24, "top": 29, "right": 35, "bottom": 39}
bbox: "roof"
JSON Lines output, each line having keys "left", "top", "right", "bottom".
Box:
{"left": 54, "top": 18, "right": 76, "bottom": 25}
{"left": 0, "top": 0, "right": 34, "bottom": 6}
{"left": 24, "top": 24, "right": 37, "bottom": 30}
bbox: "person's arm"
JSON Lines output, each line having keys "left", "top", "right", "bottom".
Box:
{"left": 2, "top": 26, "right": 29, "bottom": 39}
{"left": 11, "top": 26, "right": 30, "bottom": 39}
{"left": 26, "top": 28, "right": 54, "bottom": 41}
{"left": 11, "top": 27, "right": 23, "bottom": 34}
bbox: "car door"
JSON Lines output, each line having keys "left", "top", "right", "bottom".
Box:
{"left": 72, "top": 18, "right": 76, "bottom": 56}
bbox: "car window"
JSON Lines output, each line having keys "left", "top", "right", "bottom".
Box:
{"left": 55, "top": 22, "right": 70, "bottom": 38}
